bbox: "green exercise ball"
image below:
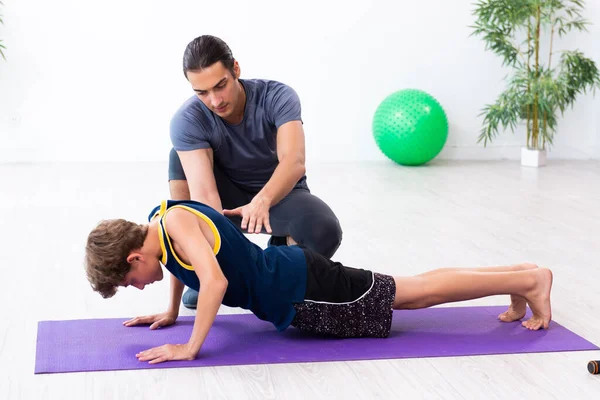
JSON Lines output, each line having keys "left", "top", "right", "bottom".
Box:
{"left": 372, "top": 89, "right": 448, "bottom": 166}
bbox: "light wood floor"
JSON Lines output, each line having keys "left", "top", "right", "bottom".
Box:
{"left": 1, "top": 160, "right": 599, "bottom": 399}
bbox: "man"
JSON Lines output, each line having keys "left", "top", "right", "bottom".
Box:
{"left": 168, "top": 35, "right": 343, "bottom": 308}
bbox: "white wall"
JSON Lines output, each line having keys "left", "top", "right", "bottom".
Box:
{"left": 0, "top": 0, "right": 599, "bottom": 163}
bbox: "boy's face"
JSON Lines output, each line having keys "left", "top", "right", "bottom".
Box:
{"left": 121, "top": 256, "right": 164, "bottom": 290}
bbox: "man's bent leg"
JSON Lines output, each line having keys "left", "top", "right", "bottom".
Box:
{"left": 212, "top": 163, "right": 253, "bottom": 227}
{"left": 268, "top": 188, "right": 343, "bottom": 258}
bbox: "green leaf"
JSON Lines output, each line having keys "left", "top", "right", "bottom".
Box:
{"left": 0, "top": 1, "right": 6, "bottom": 60}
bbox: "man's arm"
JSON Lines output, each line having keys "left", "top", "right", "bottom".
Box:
{"left": 165, "top": 208, "right": 228, "bottom": 356}
{"left": 222, "top": 120, "right": 306, "bottom": 233}
{"left": 254, "top": 120, "right": 306, "bottom": 208}
{"left": 177, "top": 148, "right": 224, "bottom": 213}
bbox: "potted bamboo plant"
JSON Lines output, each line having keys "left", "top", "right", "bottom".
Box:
{"left": 0, "top": 1, "right": 5, "bottom": 60}
{"left": 471, "top": 0, "right": 600, "bottom": 167}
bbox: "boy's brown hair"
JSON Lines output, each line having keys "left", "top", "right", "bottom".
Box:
{"left": 85, "top": 219, "right": 148, "bottom": 298}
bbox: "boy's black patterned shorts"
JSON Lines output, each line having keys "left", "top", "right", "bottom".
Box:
{"left": 291, "top": 248, "right": 396, "bottom": 338}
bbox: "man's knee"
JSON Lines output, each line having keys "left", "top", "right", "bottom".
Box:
{"left": 291, "top": 216, "right": 343, "bottom": 258}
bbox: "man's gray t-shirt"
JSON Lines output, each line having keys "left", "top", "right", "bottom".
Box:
{"left": 170, "top": 79, "right": 308, "bottom": 192}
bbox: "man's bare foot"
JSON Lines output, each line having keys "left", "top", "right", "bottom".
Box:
{"left": 522, "top": 268, "right": 553, "bottom": 330}
{"left": 498, "top": 263, "right": 539, "bottom": 322}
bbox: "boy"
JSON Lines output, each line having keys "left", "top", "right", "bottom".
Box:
{"left": 85, "top": 200, "right": 553, "bottom": 365}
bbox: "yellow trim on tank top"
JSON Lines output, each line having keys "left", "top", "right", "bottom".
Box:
{"left": 152, "top": 201, "right": 169, "bottom": 265}
{"left": 155, "top": 201, "right": 222, "bottom": 271}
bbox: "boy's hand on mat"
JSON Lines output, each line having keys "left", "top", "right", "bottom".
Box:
{"left": 123, "top": 311, "right": 178, "bottom": 330}
{"left": 136, "top": 343, "right": 196, "bottom": 364}
{"left": 223, "top": 196, "right": 272, "bottom": 234}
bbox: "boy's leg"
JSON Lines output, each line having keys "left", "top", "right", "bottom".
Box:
{"left": 417, "top": 263, "right": 538, "bottom": 322}
{"left": 416, "top": 263, "right": 538, "bottom": 276}
{"left": 392, "top": 267, "right": 553, "bottom": 330}
{"left": 267, "top": 188, "right": 343, "bottom": 258}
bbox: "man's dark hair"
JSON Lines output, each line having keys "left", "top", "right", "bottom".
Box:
{"left": 183, "top": 35, "right": 236, "bottom": 79}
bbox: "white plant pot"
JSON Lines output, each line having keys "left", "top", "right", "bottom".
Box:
{"left": 521, "top": 147, "right": 547, "bottom": 167}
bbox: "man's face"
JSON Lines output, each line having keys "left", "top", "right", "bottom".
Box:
{"left": 186, "top": 61, "right": 241, "bottom": 120}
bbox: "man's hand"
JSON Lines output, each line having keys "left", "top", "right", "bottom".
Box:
{"left": 223, "top": 196, "right": 272, "bottom": 234}
{"left": 123, "top": 311, "right": 178, "bottom": 330}
{"left": 136, "top": 343, "right": 197, "bottom": 364}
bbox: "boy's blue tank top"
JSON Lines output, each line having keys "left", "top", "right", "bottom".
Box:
{"left": 148, "top": 199, "right": 308, "bottom": 331}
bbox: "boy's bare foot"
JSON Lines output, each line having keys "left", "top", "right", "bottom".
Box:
{"left": 522, "top": 268, "right": 553, "bottom": 330}
{"left": 498, "top": 295, "right": 527, "bottom": 322}
{"left": 498, "top": 263, "right": 538, "bottom": 322}
{"left": 517, "top": 263, "right": 539, "bottom": 271}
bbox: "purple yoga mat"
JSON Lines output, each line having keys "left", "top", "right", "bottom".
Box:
{"left": 35, "top": 306, "right": 598, "bottom": 374}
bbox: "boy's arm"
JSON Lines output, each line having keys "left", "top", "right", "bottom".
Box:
{"left": 135, "top": 208, "right": 227, "bottom": 364}
{"left": 164, "top": 208, "right": 228, "bottom": 354}
{"left": 124, "top": 273, "right": 184, "bottom": 330}
{"left": 167, "top": 273, "right": 185, "bottom": 316}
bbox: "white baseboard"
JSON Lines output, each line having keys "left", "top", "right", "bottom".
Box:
{"left": 0, "top": 144, "right": 598, "bottom": 164}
